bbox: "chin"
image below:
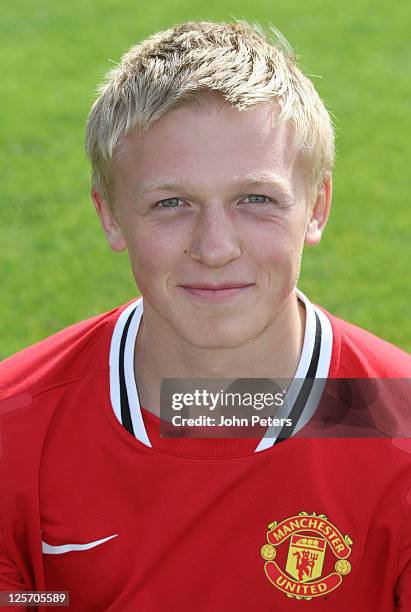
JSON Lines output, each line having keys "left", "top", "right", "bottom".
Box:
{"left": 177, "top": 319, "right": 264, "bottom": 350}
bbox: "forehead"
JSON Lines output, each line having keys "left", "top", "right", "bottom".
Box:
{"left": 112, "top": 100, "right": 305, "bottom": 198}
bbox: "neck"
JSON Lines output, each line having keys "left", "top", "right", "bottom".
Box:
{"left": 134, "top": 291, "right": 306, "bottom": 417}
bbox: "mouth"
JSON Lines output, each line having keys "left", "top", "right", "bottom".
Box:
{"left": 178, "top": 283, "right": 254, "bottom": 302}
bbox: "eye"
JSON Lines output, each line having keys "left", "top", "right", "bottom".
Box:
{"left": 156, "top": 197, "right": 182, "bottom": 208}
{"left": 242, "top": 194, "right": 273, "bottom": 205}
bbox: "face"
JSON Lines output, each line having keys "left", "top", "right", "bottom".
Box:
{"left": 93, "top": 100, "right": 331, "bottom": 349}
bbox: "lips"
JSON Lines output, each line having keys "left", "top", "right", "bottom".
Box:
{"left": 181, "top": 284, "right": 252, "bottom": 290}
{"left": 178, "top": 283, "right": 254, "bottom": 302}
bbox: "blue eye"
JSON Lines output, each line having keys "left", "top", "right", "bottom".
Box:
{"left": 244, "top": 194, "right": 271, "bottom": 204}
{"left": 154, "top": 194, "right": 273, "bottom": 210}
{"left": 157, "top": 198, "right": 181, "bottom": 208}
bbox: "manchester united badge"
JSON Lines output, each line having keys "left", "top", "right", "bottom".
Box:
{"left": 261, "top": 511, "right": 353, "bottom": 601}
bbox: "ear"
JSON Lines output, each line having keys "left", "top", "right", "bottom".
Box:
{"left": 304, "top": 172, "right": 332, "bottom": 246}
{"left": 92, "top": 189, "right": 127, "bottom": 252}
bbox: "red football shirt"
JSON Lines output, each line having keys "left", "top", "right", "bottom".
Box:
{"left": 0, "top": 290, "right": 410, "bottom": 610}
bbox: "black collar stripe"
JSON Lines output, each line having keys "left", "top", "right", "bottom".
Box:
{"left": 273, "top": 311, "right": 322, "bottom": 445}
{"left": 119, "top": 308, "right": 137, "bottom": 436}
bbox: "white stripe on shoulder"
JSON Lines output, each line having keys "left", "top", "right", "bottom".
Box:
{"left": 312, "top": 303, "right": 333, "bottom": 379}
{"left": 255, "top": 289, "right": 333, "bottom": 452}
{"left": 123, "top": 301, "right": 152, "bottom": 447}
{"left": 284, "top": 303, "right": 334, "bottom": 435}
{"left": 109, "top": 298, "right": 142, "bottom": 425}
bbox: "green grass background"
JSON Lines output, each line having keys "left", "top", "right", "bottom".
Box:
{"left": 1, "top": 0, "right": 410, "bottom": 359}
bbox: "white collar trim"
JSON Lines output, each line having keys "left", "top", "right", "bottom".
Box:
{"left": 109, "top": 289, "right": 333, "bottom": 451}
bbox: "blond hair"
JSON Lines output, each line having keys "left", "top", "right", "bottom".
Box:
{"left": 86, "top": 20, "right": 335, "bottom": 203}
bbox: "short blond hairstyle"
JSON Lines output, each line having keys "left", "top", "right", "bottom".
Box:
{"left": 86, "top": 20, "right": 335, "bottom": 203}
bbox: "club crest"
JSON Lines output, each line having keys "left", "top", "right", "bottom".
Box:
{"left": 261, "top": 511, "right": 353, "bottom": 601}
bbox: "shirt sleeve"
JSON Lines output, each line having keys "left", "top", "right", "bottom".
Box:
{"left": 395, "top": 509, "right": 411, "bottom": 610}
{"left": 0, "top": 462, "right": 32, "bottom": 612}
{"left": 0, "top": 538, "right": 31, "bottom": 611}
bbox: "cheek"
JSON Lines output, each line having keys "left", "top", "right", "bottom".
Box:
{"left": 250, "top": 223, "right": 305, "bottom": 265}
{"left": 247, "top": 221, "right": 307, "bottom": 293}
{"left": 125, "top": 226, "right": 182, "bottom": 289}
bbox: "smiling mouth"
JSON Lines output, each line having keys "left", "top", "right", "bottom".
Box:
{"left": 178, "top": 284, "right": 254, "bottom": 302}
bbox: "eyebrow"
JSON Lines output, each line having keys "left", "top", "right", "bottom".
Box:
{"left": 134, "top": 172, "right": 294, "bottom": 202}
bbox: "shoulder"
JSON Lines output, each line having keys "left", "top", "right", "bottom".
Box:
{"left": 316, "top": 305, "right": 411, "bottom": 378}
{"left": 0, "top": 301, "right": 135, "bottom": 402}
{"left": 0, "top": 300, "right": 137, "bottom": 510}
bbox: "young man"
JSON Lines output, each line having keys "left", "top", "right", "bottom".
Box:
{"left": 0, "top": 20, "right": 410, "bottom": 611}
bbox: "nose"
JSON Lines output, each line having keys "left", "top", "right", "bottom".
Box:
{"left": 188, "top": 204, "right": 242, "bottom": 267}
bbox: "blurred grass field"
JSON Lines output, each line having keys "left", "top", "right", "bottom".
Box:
{"left": 1, "top": 0, "right": 410, "bottom": 359}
